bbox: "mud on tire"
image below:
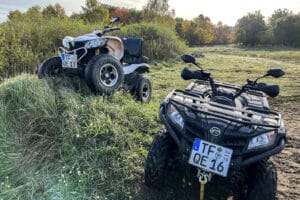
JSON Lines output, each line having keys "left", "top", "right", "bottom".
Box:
{"left": 85, "top": 54, "right": 124, "bottom": 95}
{"left": 144, "top": 129, "right": 175, "bottom": 189}
{"left": 38, "top": 56, "right": 62, "bottom": 78}
{"left": 246, "top": 160, "right": 277, "bottom": 200}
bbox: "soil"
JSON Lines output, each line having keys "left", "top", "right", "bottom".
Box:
{"left": 270, "top": 97, "right": 300, "bottom": 200}
{"left": 135, "top": 96, "right": 300, "bottom": 200}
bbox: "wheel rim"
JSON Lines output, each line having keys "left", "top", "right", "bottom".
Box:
{"left": 50, "top": 65, "right": 61, "bottom": 76}
{"left": 142, "top": 83, "right": 150, "bottom": 99}
{"left": 99, "top": 64, "right": 119, "bottom": 87}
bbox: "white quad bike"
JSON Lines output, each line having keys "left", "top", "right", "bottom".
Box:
{"left": 38, "top": 17, "right": 152, "bottom": 103}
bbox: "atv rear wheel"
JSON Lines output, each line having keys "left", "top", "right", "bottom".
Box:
{"left": 246, "top": 160, "right": 277, "bottom": 200}
{"left": 144, "top": 129, "right": 175, "bottom": 189}
{"left": 136, "top": 76, "right": 151, "bottom": 103}
{"left": 38, "top": 56, "right": 62, "bottom": 78}
{"left": 85, "top": 54, "right": 124, "bottom": 95}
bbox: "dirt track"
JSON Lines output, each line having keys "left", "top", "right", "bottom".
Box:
{"left": 270, "top": 97, "right": 300, "bottom": 200}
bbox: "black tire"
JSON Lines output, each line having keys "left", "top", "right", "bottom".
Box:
{"left": 38, "top": 56, "right": 62, "bottom": 78}
{"left": 136, "top": 76, "right": 152, "bottom": 103}
{"left": 144, "top": 129, "right": 175, "bottom": 189}
{"left": 85, "top": 54, "right": 124, "bottom": 94}
{"left": 246, "top": 160, "right": 277, "bottom": 200}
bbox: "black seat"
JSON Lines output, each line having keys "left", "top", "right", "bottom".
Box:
{"left": 122, "top": 37, "right": 143, "bottom": 57}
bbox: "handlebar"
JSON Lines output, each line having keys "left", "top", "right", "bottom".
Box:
{"left": 234, "top": 83, "right": 280, "bottom": 98}
{"left": 181, "top": 68, "right": 280, "bottom": 98}
{"left": 102, "top": 27, "right": 120, "bottom": 35}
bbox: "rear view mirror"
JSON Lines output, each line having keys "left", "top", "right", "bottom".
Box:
{"left": 181, "top": 54, "right": 196, "bottom": 64}
{"left": 111, "top": 16, "right": 120, "bottom": 23}
{"left": 266, "top": 69, "right": 284, "bottom": 78}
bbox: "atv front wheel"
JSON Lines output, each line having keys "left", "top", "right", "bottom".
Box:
{"left": 136, "top": 76, "right": 152, "bottom": 103}
{"left": 85, "top": 54, "right": 124, "bottom": 95}
{"left": 246, "top": 160, "right": 277, "bottom": 200}
{"left": 144, "top": 129, "right": 175, "bottom": 189}
{"left": 38, "top": 56, "right": 62, "bottom": 78}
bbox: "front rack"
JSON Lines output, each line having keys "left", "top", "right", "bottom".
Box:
{"left": 168, "top": 89, "right": 281, "bottom": 128}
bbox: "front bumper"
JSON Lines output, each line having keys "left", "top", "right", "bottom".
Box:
{"left": 159, "top": 107, "right": 285, "bottom": 170}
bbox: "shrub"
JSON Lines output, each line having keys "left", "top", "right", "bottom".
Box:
{"left": 119, "top": 23, "right": 186, "bottom": 60}
{"left": 0, "top": 15, "right": 96, "bottom": 80}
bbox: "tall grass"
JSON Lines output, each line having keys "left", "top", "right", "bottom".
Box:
{"left": 0, "top": 75, "right": 159, "bottom": 199}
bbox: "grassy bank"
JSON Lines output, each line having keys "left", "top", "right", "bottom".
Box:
{"left": 0, "top": 46, "right": 299, "bottom": 199}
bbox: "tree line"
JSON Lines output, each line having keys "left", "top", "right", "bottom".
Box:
{"left": 234, "top": 9, "right": 300, "bottom": 47}
{"left": 5, "top": 0, "right": 299, "bottom": 47}
{"left": 0, "top": 0, "right": 299, "bottom": 80}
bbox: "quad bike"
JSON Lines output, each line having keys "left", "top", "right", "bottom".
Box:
{"left": 145, "top": 54, "right": 287, "bottom": 199}
{"left": 38, "top": 17, "right": 151, "bottom": 103}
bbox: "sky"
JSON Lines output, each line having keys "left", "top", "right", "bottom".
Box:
{"left": 0, "top": 0, "right": 299, "bottom": 25}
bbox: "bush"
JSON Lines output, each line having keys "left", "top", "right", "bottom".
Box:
{"left": 0, "top": 15, "right": 96, "bottom": 80}
{"left": 119, "top": 23, "right": 186, "bottom": 60}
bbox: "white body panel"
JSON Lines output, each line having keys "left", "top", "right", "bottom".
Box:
{"left": 123, "top": 63, "right": 150, "bottom": 75}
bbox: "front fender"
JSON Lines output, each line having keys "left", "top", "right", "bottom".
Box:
{"left": 123, "top": 63, "right": 150, "bottom": 75}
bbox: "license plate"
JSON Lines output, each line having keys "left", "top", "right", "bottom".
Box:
{"left": 188, "top": 138, "right": 233, "bottom": 177}
{"left": 61, "top": 53, "right": 77, "bottom": 68}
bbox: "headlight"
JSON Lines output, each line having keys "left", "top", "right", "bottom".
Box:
{"left": 167, "top": 104, "right": 184, "bottom": 129}
{"left": 62, "top": 36, "right": 74, "bottom": 49}
{"left": 85, "top": 38, "right": 106, "bottom": 49}
{"left": 248, "top": 131, "right": 277, "bottom": 150}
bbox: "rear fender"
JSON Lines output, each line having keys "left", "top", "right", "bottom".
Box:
{"left": 123, "top": 63, "right": 150, "bottom": 75}
{"left": 102, "top": 36, "right": 124, "bottom": 60}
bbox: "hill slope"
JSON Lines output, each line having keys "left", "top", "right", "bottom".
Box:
{"left": 0, "top": 75, "right": 160, "bottom": 199}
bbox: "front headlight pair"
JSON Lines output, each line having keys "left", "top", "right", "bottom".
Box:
{"left": 84, "top": 38, "right": 106, "bottom": 49}
{"left": 167, "top": 104, "right": 184, "bottom": 129}
{"left": 248, "top": 131, "right": 277, "bottom": 150}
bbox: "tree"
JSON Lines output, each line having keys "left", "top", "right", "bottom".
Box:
{"left": 213, "top": 22, "right": 232, "bottom": 44}
{"left": 81, "top": 0, "right": 109, "bottom": 23}
{"left": 142, "top": 0, "right": 175, "bottom": 27}
{"left": 234, "top": 11, "right": 267, "bottom": 46}
{"left": 110, "top": 8, "right": 141, "bottom": 24}
{"left": 7, "top": 10, "right": 23, "bottom": 21}
{"left": 269, "top": 9, "right": 292, "bottom": 28}
{"left": 272, "top": 14, "right": 300, "bottom": 46}
{"left": 175, "top": 17, "right": 184, "bottom": 38}
{"left": 178, "top": 15, "right": 214, "bottom": 45}
{"left": 42, "top": 4, "right": 66, "bottom": 19}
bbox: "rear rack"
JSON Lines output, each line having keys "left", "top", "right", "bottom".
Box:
{"left": 168, "top": 89, "right": 281, "bottom": 128}
{"left": 187, "top": 80, "right": 265, "bottom": 97}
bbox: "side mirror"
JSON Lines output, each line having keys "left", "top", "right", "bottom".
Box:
{"left": 181, "top": 54, "right": 196, "bottom": 65}
{"left": 111, "top": 16, "right": 120, "bottom": 23}
{"left": 266, "top": 69, "right": 285, "bottom": 78}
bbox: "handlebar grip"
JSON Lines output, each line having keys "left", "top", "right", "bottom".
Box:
{"left": 181, "top": 68, "right": 208, "bottom": 81}
{"left": 257, "top": 83, "right": 280, "bottom": 98}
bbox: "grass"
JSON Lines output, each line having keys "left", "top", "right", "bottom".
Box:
{"left": 0, "top": 45, "right": 299, "bottom": 199}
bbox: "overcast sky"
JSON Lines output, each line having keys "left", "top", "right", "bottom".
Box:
{"left": 0, "top": 0, "right": 299, "bottom": 25}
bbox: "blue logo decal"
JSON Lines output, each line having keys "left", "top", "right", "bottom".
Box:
{"left": 193, "top": 138, "right": 201, "bottom": 151}
{"left": 61, "top": 54, "right": 65, "bottom": 60}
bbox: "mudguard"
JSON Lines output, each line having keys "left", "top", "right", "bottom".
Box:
{"left": 102, "top": 36, "right": 124, "bottom": 60}
{"left": 123, "top": 63, "right": 150, "bottom": 75}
